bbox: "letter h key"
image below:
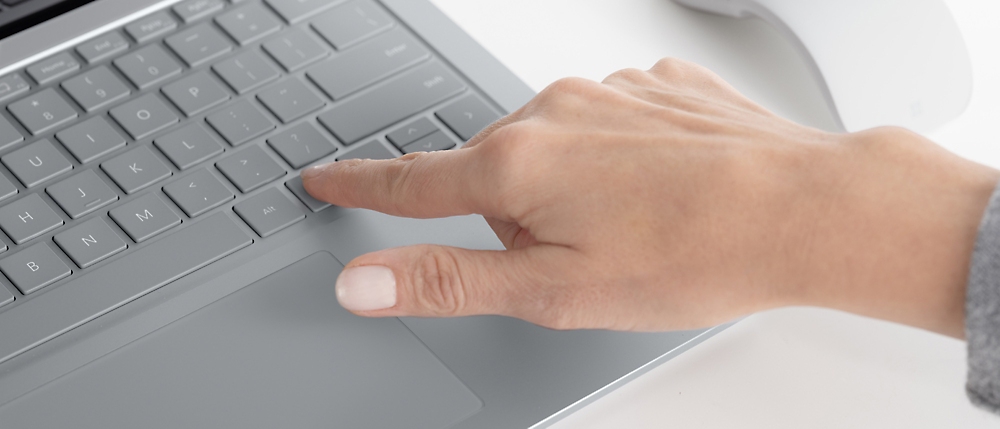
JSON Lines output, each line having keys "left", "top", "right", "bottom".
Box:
{"left": 0, "top": 194, "right": 65, "bottom": 244}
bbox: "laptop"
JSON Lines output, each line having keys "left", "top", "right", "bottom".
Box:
{"left": 0, "top": 0, "right": 722, "bottom": 427}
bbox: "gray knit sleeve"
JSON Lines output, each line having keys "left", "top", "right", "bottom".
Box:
{"left": 967, "top": 183, "right": 1000, "bottom": 413}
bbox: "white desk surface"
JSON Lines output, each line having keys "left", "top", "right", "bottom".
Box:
{"left": 429, "top": 0, "right": 1000, "bottom": 427}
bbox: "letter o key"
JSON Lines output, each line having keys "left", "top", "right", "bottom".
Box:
{"left": 136, "top": 109, "right": 151, "bottom": 120}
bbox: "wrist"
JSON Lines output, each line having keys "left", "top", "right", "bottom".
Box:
{"left": 794, "top": 127, "right": 999, "bottom": 337}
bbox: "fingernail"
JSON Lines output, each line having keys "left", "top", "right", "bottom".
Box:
{"left": 300, "top": 163, "right": 331, "bottom": 181}
{"left": 336, "top": 266, "right": 397, "bottom": 311}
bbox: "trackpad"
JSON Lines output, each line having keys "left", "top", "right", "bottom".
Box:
{"left": 2, "top": 252, "right": 481, "bottom": 429}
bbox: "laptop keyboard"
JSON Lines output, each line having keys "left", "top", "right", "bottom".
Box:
{"left": 0, "top": 0, "right": 502, "bottom": 363}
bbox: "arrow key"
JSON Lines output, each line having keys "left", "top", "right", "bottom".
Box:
{"left": 215, "top": 145, "right": 286, "bottom": 193}
{"left": 435, "top": 94, "right": 501, "bottom": 141}
{"left": 401, "top": 131, "right": 455, "bottom": 154}
{"left": 164, "top": 168, "right": 235, "bottom": 217}
{"left": 386, "top": 117, "right": 439, "bottom": 148}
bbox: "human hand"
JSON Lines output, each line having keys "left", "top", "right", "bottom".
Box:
{"left": 302, "top": 58, "right": 998, "bottom": 337}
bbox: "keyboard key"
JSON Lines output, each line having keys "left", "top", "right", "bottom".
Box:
{"left": 206, "top": 99, "right": 274, "bottom": 146}
{"left": 215, "top": 4, "right": 282, "bottom": 45}
{"left": 386, "top": 117, "right": 438, "bottom": 147}
{"left": 53, "top": 217, "right": 128, "bottom": 268}
{"left": 6, "top": 88, "right": 78, "bottom": 135}
{"left": 61, "top": 66, "right": 131, "bottom": 112}
{"left": 0, "top": 242, "right": 72, "bottom": 295}
{"left": 286, "top": 176, "right": 329, "bottom": 212}
{"left": 0, "top": 212, "right": 251, "bottom": 364}
{"left": 161, "top": 71, "right": 230, "bottom": 116}
{"left": 212, "top": 50, "right": 279, "bottom": 94}
{"left": 0, "top": 193, "right": 64, "bottom": 244}
{"left": 102, "top": 146, "right": 172, "bottom": 194}
{"left": 109, "top": 193, "right": 181, "bottom": 242}
{"left": 154, "top": 123, "right": 225, "bottom": 170}
{"left": 163, "top": 168, "right": 235, "bottom": 217}
{"left": 336, "top": 140, "right": 395, "bottom": 161}
{"left": 26, "top": 52, "right": 81, "bottom": 85}
{"left": 113, "top": 44, "right": 183, "bottom": 90}
{"left": 318, "top": 61, "right": 465, "bottom": 144}
{"left": 0, "top": 173, "right": 17, "bottom": 203}
{"left": 262, "top": 28, "right": 328, "bottom": 71}
{"left": 0, "top": 114, "right": 24, "bottom": 151}
{"left": 0, "top": 283, "right": 12, "bottom": 308}
{"left": 124, "top": 11, "right": 178, "bottom": 43}
{"left": 109, "top": 93, "right": 179, "bottom": 140}
{"left": 216, "top": 145, "right": 285, "bottom": 192}
{"left": 307, "top": 27, "right": 429, "bottom": 100}
{"left": 165, "top": 23, "right": 233, "bottom": 67}
{"left": 76, "top": 32, "right": 130, "bottom": 63}
{"left": 55, "top": 116, "right": 127, "bottom": 163}
{"left": 233, "top": 187, "right": 304, "bottom": 237}
{"left": 436, "top": 94, "right": 501, "bottom": 141}
{"left": 47, "top": 169, "right": 119, "bottom": 219}
{"left": 265, "top": 0, "right": 338, "bottom": 23}
{"left": 311, "top": 0, "right": 394, "bottom": 49}
{"left": 173, "top": 0, "right": 225, "bottom": 23}
{"left": 401, "top": 131, "right": 455, "bottom": 154}
{"left": 0, "top": 73, "right": 30, "bottom": 103}
{"left": 1, "top": 139, "right": 73, "bottom": 188}
{"left": 256, "top": 78, "right": 324, "bottom": 123}
{"left": 267, "top": 122, "right": 336, "bottom": 168}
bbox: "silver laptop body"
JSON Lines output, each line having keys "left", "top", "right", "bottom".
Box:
{"left": 0, "top": 0, "right": 721, "bottom": 427}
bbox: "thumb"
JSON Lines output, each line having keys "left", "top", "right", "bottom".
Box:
{"left": 335, "top": 244, "right": 575, "bottom": 321}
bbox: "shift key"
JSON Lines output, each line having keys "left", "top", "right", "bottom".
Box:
{"left": 317, "top": 61, "right": 465, "bottom": 144}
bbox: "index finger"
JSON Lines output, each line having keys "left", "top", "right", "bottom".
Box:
{"left": 301, "top": 145, "right": 503, "bottom": 219}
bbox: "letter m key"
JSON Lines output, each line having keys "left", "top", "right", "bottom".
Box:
{"left": 135, "top": 209, "right": 154, "bottom": 222}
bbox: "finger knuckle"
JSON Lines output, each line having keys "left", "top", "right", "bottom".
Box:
{"left": 651, "top": 57, "right": 690, "bottom": 76}
{"left": 603, "top": 67, "right": 650, "bottom": 84}
{"left": 383, "top": 153, "right": 429, "bottom": 211}
{"left": 540, "top": 77, "right": 598, "bottom": 100}
{"left": 483, "top": 124, "right": 541, "bottom": 206}
{"left": 410, "top": 247, "right": 469, "bottom": 316}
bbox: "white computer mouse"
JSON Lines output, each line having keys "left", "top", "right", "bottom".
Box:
{"left": 673, "top": 0, "right": 972, "bottom": 133}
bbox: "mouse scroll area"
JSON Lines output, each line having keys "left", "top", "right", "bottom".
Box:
{"left": 0, "top": 252, "right": 482, "bottom": 429}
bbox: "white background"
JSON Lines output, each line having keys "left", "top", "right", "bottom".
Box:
{"left": 428, "top": 0, "right": 1000, "bottom": 427}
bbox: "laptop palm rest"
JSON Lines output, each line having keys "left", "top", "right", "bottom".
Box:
{"left": 0, "top": 251, "right": 482, "bottom": 429}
